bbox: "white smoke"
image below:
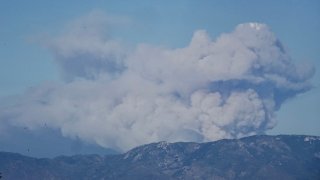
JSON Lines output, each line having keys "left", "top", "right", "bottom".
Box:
{"left": 0, "top": 13, "right": 314, "bottom": 151}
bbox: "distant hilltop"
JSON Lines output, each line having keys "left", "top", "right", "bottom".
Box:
{"left": 0, "top": 135, "right": 319, "bottom": 180}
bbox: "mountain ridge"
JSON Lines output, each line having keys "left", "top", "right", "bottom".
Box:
{"left": 0, "top": 135, "right": 319, "bottom": 179}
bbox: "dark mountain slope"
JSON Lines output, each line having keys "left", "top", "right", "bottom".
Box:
{"left": 0, "top": 135, "right": 319, "bottom": 180}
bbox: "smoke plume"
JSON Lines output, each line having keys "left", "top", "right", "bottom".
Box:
{"left": 0, "top": 13, "right": 314, "bottom": 151}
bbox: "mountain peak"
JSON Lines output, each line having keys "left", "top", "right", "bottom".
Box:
{"left": 0, "top": 135, "right": 319, "bottom": 179}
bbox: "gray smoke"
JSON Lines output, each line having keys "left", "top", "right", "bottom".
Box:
{"left": 0, "top": 12, "right": 314, "bottom": 151}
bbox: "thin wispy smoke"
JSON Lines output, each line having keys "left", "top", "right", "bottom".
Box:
{"left": 0, "top": 13, "right": 314, "bottom": 151}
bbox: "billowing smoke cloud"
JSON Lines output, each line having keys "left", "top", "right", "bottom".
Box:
{"left": 0, "top": 12, "right": 314, "bottom": 151}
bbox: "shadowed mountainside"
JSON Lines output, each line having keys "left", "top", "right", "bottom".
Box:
{"left": 0, "top": 135, "right": 319, "bottom": 180}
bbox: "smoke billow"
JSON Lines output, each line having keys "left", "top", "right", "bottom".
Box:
{"left": 0, "top": 13, "right": 314, "bottom": 151}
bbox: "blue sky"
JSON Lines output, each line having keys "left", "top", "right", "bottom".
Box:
{"left": 0, "top": 0, "right": 319, "bottom": 156}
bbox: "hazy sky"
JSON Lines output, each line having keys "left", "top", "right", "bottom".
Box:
{"left": 0, "top": 0, "right": 319, "bottom": 157}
